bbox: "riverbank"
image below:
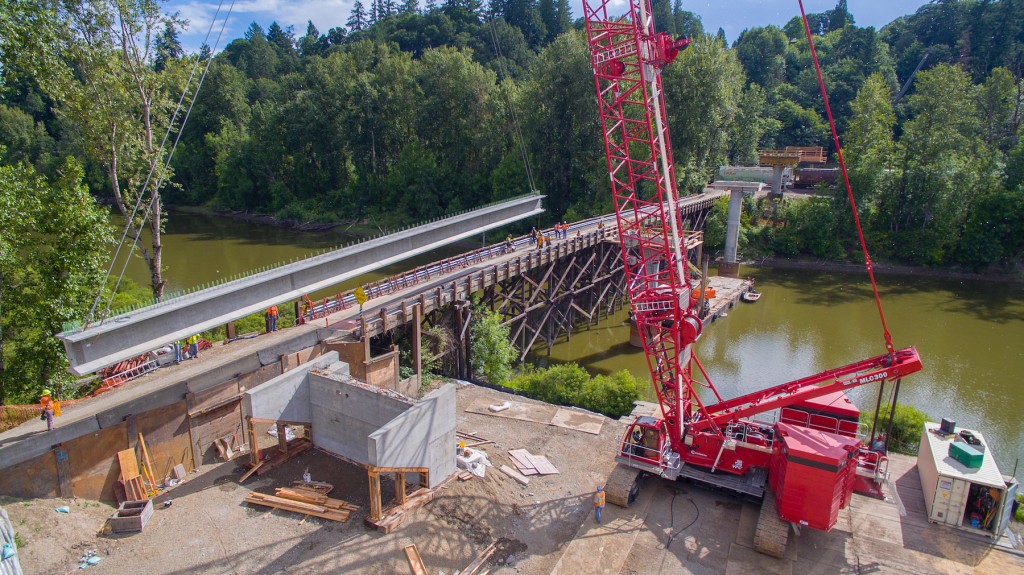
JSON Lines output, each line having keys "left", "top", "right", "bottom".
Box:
{"left": 747, "top": 257, "right": 1024, "bottom": 283}
{"left": 169, "top": 205, "right": 352, "bottom": 232}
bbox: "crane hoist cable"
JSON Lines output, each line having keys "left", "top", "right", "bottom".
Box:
{"left": 797, "top": 0, "right": 896, "bottom": 361}
{"left": 87, "top": 0, "right": 237, "bottom": 326}
{"left": 487, "top": 17, "right": 538, "bottom": 194}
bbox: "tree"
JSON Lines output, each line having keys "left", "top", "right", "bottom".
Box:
{"left": 0, "top": 154, "right": 111, "bottom": 403}
{"left": 845, "top": 73, "right": 896, "bottom": 206}
{"left": 298, "top": 21, "right": 328, "bottom": 57}
{"left": 153, "top": 20, "right": 182, "bottom": 72}
{"left": 348, "top": 1, "right": 369, "bottom": 31}
{"left": 663, "top": 34, "right": 745, "bottom": 193}
{"left": 469, "top": 309, "right": 516, "bottom": 384}
{"left": 734, "top": 26, "right": 788, "bottom": 92}
{"left": 55, "top": 1, "right": 192, "bottom": 299}
{"left": 876, "top": 64, "right": 982, "bottom": 264}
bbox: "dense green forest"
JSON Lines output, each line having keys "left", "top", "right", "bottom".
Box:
{"left": 2, "top": 0, "right": 1024, "bottom": 402}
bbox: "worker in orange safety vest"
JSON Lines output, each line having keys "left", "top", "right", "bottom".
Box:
{"left": 594, "top": 485, "right": 606, "bottom": 524}
{"left": 266, "top": 305, "right": 279, "bottom": 332}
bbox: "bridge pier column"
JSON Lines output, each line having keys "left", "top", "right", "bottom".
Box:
{"left": 412, "top": 304, "right": 422, "bottom": 384}
{"left": 721, "top": 189, "right": 744, "bottom": 278}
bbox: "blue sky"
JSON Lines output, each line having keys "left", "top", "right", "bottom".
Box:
{"left": 165, "top": 0, "right": 932, "bottom": 52}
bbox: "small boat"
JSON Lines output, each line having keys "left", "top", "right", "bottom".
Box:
{"left": 741, "top": 290, "right": 761, "bottom": 303}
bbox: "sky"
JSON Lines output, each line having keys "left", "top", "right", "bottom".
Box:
{"left": 165, "top": 0, "right": 934, "bottom": 52}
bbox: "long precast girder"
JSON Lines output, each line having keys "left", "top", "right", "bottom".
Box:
{"left": 59, "top": 194, "right": 545, "bottom": 375}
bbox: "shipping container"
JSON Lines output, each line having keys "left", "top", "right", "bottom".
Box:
{"left": 918, "top": 422, "right": 1019, "bottom": 537}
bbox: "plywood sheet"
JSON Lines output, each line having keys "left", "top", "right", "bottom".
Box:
{"left": 117, "top": 449, "right": 140, "bottom": 479}
{"left": 190, "top": 401, "right": 243, "bottom": 465}
{"left": 528, "top": 454, "right": 560, "bottom": 475}
{"left": 465, "top": 398, "right": 558, "bottom": 425}
{"left": 550, "top": 408, "right": 604, "bottom": 435}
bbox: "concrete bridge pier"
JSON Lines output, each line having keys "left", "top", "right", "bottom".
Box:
{"left": 720, "top": 189, "right": 745, "bottom": 278}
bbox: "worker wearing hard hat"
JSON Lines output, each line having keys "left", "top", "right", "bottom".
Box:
{"left": 40, "top": 389, "right": 60, "bottom": 431}
{"left": 594, "top": 485, "right": 606, "bottom": 524}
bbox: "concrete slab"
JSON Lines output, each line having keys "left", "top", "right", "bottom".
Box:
{"left": 465, "top": 397, "right": 558, "bottom": 425}
{"left": 551, "top": 408, "right": 604, "bottom": 435}
{"left": 369, "top": 384, "right": 457, "bottom": 488}
{"left": 243, "top": 352, "right": 340, "bottom": 424}
{"left": 550, "top": 481, "right": 656, "bottom": 575}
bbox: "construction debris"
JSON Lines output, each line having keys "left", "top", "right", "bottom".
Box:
{"left": 508, "top": 449, "right": 559, "bottom": 476}
{"left": 460, "top": 540, "right": 497, "bottom": 575}
{"left": 108, "top": 500, "right": 153, "bottom": 533}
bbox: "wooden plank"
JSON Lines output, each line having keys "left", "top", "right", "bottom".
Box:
{"left": 500, "top": 465, "right": 530, "bottom": 485}
{"left": 461, "top": 541, "right": 497, "bottom": 575}
{"left": 404, "top": 544, "right": 429, "bottom": 575}
{"left": 239, "top": 461, "right": 263, "bottom": 482}
{"left": 137, "top": 433, "right": 158, "bottom": 494}
{"left": 508, "top": 449, "right": 537, "bottom": 473}
{"left": 117, "top": 449, "right": 140, "bottom": 480}
{"left": 244, "top": 495, "right": 350, "bottom": 522}
{"left": 514, "top": 464, "right": 539, "bottom": 476}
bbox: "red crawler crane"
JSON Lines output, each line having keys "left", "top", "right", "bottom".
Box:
{"left": 582, "top": 0, "right": 923, "bottom": 556}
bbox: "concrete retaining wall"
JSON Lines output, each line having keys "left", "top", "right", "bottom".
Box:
{"left": 243, "top": 351, "right": 341, "bottom": 423}
{"left": 309, "top": 374, "right": 412, "bottom": 464}
{"left": 369, "top": 384, "right": 456, "bottom": 488}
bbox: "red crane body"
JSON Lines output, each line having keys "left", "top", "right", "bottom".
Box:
{"left": 581, "top": 0, "right": 923, "bottom": 538}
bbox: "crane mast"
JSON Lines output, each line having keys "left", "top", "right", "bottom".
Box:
{"left": 583, "top": 2, "right": 925, "bottom": 545}
{"left": 582, "top": 0, "right": 699, "bottom": 455}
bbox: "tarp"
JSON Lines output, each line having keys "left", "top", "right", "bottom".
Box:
{"left": 0, "top": 507, "right": 24, "bottom": 575}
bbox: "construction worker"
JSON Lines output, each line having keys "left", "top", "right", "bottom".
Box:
{"left": 536, "top": 233, "right": 544, "bottom": 250}
{"left": 594, "top": 485, "right": 606, "bottom": 524}
{"left": 266, "top": 305, "right": 279, "bottom": 332}
{"left": 40, "top": 389, "right": 58, "bottom": 431}
{"left": 187, "top": 334, "right": 200, "bottom": 360}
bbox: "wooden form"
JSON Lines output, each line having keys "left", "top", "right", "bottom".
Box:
{"left": 109, "top": 499, "right": 154, "bottom": 533}
{"left": 255, "top": 438, "right": 312, "bottom": 476}
{"left": 404, "top": 544, "right": 429, "bottom": 575}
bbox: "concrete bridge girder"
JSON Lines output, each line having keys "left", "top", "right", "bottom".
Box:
{"left": 59, "top": 195, "right": 545, "bottom": 376}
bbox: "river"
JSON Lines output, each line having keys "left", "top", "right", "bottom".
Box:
{"left": 119, "top": 212, "right": 1024, "bottom": 474}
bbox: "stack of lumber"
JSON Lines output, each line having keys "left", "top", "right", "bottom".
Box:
{"left": 507, "top": 449, "right": 559, "bottom": 476}
{"left": 244, "top": 486, "right": 358, "bottom": 522}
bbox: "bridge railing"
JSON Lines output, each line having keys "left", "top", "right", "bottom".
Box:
{"left": 300, "top": 220, "right": 619, "bottom": 326}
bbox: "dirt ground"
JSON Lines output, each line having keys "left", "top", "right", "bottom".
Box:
{"left": 2, "top": 382, "right": 625, "bottom": 575}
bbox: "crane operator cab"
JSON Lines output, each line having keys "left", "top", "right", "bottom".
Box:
{"left": 619, "top": 416, "right": 666, "bottom": 469}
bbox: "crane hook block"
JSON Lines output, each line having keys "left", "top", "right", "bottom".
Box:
{"left": 649, "top": 34, "right": 691, "bottom": 69}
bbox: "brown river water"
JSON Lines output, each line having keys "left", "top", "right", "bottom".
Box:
{"left": 120, "top": 212, "right": 1024, "bottom": 474}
